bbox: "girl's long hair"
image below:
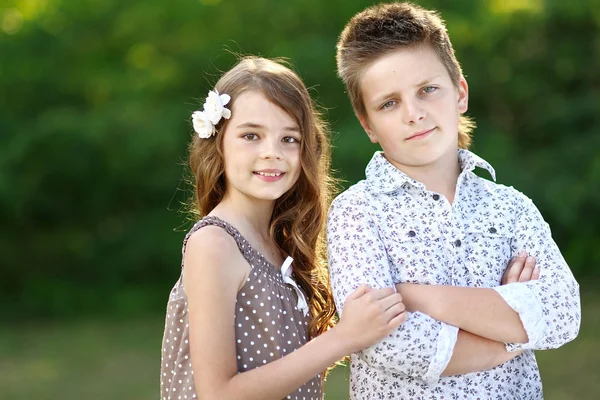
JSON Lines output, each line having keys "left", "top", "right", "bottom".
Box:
{"left": 188, "top": 56, "right": 337, "bottom": 340}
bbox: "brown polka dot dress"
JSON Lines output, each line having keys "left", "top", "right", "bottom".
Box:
{"left": 160, "top": 216, "right": 323, "bottom": 400}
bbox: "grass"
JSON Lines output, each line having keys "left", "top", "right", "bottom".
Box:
{"left": 1, "top": 287, "right": 598, "bottom": 400}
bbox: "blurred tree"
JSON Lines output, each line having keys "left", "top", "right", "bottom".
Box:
{"left": 0, "top": 0, "right": 598, "bottom": 319}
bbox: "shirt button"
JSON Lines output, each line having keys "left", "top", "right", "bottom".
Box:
{"left": 432, "top": 194, "right": 440, "bottom": 201}
{"left": 454, "top": 239, "right": 462, "bottom": 247}
{"left": 408, "top": 230, "right": 416, "bottom": 237}
{"left": 489, "top": 227, "right": 497, "bottom": 234}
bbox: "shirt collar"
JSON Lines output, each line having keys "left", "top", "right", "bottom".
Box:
{"left": 365, "top": 149, "right": 496, "bottom": 194}
{"left": 365, "top": 152, "right": 422, "bottom": 193}
{"left": 458, "top": 149, "right": 496, "bottom": 181}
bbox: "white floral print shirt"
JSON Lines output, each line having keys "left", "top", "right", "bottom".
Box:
{"left": 327, "top": 150, "right": 580, "bottom": 400}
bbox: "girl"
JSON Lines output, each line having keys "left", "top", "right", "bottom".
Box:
{"left": 160, "top": 57, "right": 407, "bottom": 400}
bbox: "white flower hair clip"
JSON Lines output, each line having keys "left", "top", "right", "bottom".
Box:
{"left": 191, "top": 90, "right": 232, "bottom": 139}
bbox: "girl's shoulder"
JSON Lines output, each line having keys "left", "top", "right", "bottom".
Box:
{"left": 184, "top": 215, "right": 287, "bottom": 284}
{"left": 184, "top": 215, "right": 243, "bottom": 247}
{"left": 184, "top": 215, "right": 248, "bottom": 263}
{"left": 183, "top": 217, "right": 251, "bottom": 292}
{"left": 188, "top": 219, "right": 238, "bottom": 247}
{"left": 183, "top": 216, "right": 255, "bottom": 259}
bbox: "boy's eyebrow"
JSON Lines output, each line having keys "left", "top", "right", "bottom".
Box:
{"left": 414, "top": 75, "right": 441, "bottom": 87}
{"left": 236, "top": 122, "right": 300, "bottom": 132}
{"left": 371, "top": 75, "right": 442, "bottom": 104}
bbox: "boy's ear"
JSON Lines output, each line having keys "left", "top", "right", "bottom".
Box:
{"left": 457, "top": 76, "right": 469, "bottom": 114}
{"left": 358, "top": 114, "right": 378, "bottom": 144}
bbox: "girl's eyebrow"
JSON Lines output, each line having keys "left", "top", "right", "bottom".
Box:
{"left": 236, "top": 122, "right": 300, "bottom": 132}
{"left": 236, "top": 122, "right": 264, "bottom": 129}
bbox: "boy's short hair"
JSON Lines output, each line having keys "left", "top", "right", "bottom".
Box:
{"left": 336, "top": 2, "right": 474, "bottom": 148}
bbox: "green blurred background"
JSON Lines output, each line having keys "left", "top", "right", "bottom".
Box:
{"left": 1, "top": 0, "right": 599, "bottom": 398}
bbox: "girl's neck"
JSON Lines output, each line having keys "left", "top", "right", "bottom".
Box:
{"left": 210, "top": 192, "right": 274, "bottom": 241}
{"left": 210, "top": 192, "right": 285, "bottom": 266}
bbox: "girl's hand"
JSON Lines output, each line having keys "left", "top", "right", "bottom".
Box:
{"left": 335, "top": 285, "right": 407, "bottom": 353}
{"left": 502, "top": 251, "right": 540, "bottom": 284}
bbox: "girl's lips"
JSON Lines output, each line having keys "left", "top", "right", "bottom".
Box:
{"left": 253, "top": 171, "right": 286, "bottom": 182}
{"left": 406, "top": 127, "right": 435, "bottom": 140}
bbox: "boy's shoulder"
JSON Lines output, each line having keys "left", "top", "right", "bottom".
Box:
{"left": 474, "top": 173, "right": 526, "bottom": 198}
{"left": 458, "top": 149, "right": 533, "bottom": 208}
{"left": 331, "top": 179, "right": 373, "bottom": 208}
{"left": 469, "top": 174, "right": 537, "bottom": 216}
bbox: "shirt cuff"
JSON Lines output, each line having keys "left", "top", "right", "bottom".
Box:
{"left": 493, "top": 283, "right": 546, "bottom": 350}
{"left": 422, "top": 321, "right": 459, "bottom": 385}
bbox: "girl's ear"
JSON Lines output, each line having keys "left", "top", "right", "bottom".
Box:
{"left": 457, "top": 76, "right": 469, "bottom": 114}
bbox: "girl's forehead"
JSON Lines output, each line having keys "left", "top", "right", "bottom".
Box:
{"left": 229, "top": 90, "right": 299, "bottom": 129}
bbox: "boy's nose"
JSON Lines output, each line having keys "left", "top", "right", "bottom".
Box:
{"left": 402, "top": 100, "right": 426, "bottom": 124}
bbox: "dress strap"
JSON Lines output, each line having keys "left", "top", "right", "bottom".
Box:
{"left": 181, "top": 216, "right": 308, "bottom": 313}
{"left": 181, "top": 216, "right": 283, "bottom": 282}
{"left": 181, "top": 216, "right": 259, "bottom": 268}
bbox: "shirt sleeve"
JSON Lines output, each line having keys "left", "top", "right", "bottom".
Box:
{"left": 327, "top": 190, "right": 458, "bottom": 385}
{"left": 493, "top": 193, "right": 581, "bottom": 351}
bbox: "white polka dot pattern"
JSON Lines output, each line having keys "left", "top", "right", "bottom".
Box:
{"left": 326, "top": 150, "right": 580, "bottom": 400}
{"left": 160, "top": 216, "right": 323, "bottom": 399}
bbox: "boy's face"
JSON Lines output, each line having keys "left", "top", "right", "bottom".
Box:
{"left": 358, "top": 45, "right": 468, "bottom": 172}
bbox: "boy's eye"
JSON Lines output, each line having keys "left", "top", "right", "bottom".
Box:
{"left": 282, "top": 136, "right": 300, "bottom": 144}
{"left": 242, "top": 133, "right": 259, "bottom": 141}
{"left": 380, "top": 100, "right": 397, "bottom": 110}
{"left": 422, "top": 86, "right": 437, "bottom": 94}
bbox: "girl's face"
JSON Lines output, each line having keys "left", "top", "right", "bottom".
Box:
{"left": 221, "top": 90, "right": 302, "bottom": 204}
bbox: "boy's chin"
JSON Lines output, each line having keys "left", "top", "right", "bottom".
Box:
{"left": 388, "top": 150, "right": 455, "bottom": 169}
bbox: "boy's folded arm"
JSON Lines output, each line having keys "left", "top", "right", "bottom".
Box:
{"left": 495, "top": 194, "right": 580, "bottom": 351}
{"left": 397, "top": 194, "right": 581, "bottom": 351}
{"left": 442, "top": 329, "right": 523, "bottom": 377}
{"left": 327, "top": 193, "right": 516, "bottom": 384}
{"left": 397, "top": 284, "right": 529, "bottom": 343}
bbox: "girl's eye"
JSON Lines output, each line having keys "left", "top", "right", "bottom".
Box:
{"left": 422, "top": 86, "right": 438, "bottom": 94}
{"left": 282, "top": 136, "right": 300, "bottom": 144}
{"left": 380, "top": 100, "right": 396, "bottom": 110}
{"left": 242, "top": 133, "right": 259, "bottom": 141}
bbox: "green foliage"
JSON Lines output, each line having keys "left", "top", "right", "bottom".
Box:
{"left": 1, "top": 0, "right": 598, "bottom": 318}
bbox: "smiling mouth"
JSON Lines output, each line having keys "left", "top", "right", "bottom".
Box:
{"left": 254, "top": 171, "right": 284, "bottom": 177}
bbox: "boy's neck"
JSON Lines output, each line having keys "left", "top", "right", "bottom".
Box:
{"left": 387, "top": 152, "right": 462, "bottom": 204}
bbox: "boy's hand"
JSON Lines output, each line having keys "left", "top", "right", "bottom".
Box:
{"left": 501, "top": 251, "right": 540, "bottom": 284}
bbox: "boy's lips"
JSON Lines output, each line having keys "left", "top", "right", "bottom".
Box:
{"left": 406, "top": 127, "right": 435, "bottom": 140}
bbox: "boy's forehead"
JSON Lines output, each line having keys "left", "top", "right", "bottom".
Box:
{"left": 360, "top": 46, "right": 449, "bottom": 97}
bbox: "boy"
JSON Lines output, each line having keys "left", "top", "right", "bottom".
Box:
{"left": 327, "top": 2, "right": 581, "bottom": 399}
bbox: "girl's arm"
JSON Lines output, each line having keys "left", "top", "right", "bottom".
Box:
{"left": 184, "top": 227, "right": 407, "bottom": 400}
